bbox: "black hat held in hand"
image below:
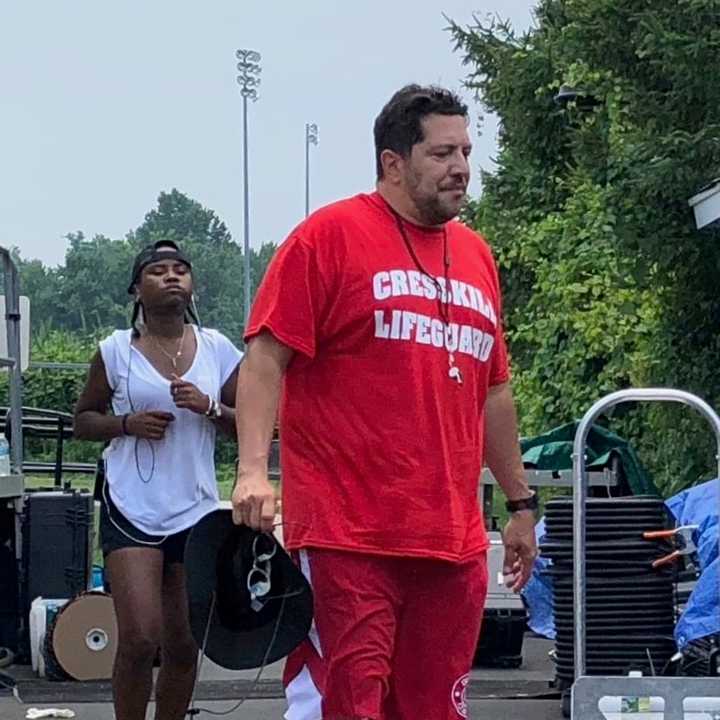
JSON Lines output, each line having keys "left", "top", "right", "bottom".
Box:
{"left": 184, "top": 509, "right": 313, "bottom": 670}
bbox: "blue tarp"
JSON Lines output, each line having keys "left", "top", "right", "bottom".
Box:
{"left": 522, "top": 480, "right": 720, "bottom": 648}
{"left": 522, "top": 518, "right": 555, "bottom": 639}
{"left": 666, "top": 479, "right": 719, "bottom": 648}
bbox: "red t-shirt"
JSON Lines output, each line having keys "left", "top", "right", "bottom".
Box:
{"left": 245, "top": 192, "right": 509, "bottom": 561}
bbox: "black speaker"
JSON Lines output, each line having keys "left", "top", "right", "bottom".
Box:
{"left": 18, "top": 490, "right": 94, "bottom": 659}
{"left": 0, "top": 530, "right": 19, "bottom": 654}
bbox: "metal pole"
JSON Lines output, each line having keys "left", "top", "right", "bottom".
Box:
{"left": 305, "top": 123, "right": 310, "bottom": 218}
{"left": 304, "top": 123, "right": 318, "bottom": 218}
{"left": 572, "top": 387, "right": 720, "bottom": 680}
{"left": 242, "top": 93, "right": 251, "bottom": 328}
{"left": 235, "top": 48, "right": 261, "bottom": 333}
{"left": 29, "top": 362, "right": 90, "bottom": 371}
{"left": 0, "top": 249, "right": 23, "bottom": 473}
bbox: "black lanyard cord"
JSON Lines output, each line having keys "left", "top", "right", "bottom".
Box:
{"left": 388, "top": 208, "right": 451, "bottom": 325}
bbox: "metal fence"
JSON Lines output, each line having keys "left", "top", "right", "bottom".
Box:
{"left": 0, "top": 248, "right": 23, "bottom": 473}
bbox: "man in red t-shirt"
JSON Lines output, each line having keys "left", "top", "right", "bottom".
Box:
{"left": 234, "top": 84, "right": 537, "bottom": 720}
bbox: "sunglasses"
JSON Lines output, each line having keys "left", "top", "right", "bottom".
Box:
{"left": 247, "top": 534, "right": 277, "bottom": 612}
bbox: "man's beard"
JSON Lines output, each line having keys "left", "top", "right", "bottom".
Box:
{"left": 406, "top": 174, "right": 466, "bottom": 226}
{"left": 415, "top": 193, "right": 464, "bottom": 225}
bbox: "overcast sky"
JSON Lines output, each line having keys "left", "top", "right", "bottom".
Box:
{"left": 1, "top": 1, "right": 535, "bottom": 267}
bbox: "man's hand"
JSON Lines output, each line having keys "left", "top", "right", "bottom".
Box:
{"left": 125, "top": 411, "right": 175, "bottom": 440}
{"left": 170, "top": 374, "right": 210, "bottom": 415}
{"left": 501, "top": 511, "right": 538, "bottom": 593}
{"left": 232, "top": 468, "right": 276, "bottom": 532}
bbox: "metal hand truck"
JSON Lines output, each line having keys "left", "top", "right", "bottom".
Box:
{"left": 570, "top": 389, "right": 720, "bottom": 719}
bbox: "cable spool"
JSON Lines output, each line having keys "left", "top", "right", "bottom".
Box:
{"left": 42, "top": 591, "right": 118, "bottom": 681}
{"left": 542, "top": 497, "right": 676, "bottom": 689}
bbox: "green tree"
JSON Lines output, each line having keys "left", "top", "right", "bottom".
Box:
{"left": 56, "top": 232, "right": 135, "bottom": 334}
{"left": 13, "top": 250, "right": 63, "bottom": 335}
{"left": 450, "top": 2, "right": 720, "bottom": 494}
{"left": 15, "top": 190, "right": 277, "bottom": 342}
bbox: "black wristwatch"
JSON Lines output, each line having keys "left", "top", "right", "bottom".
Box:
{"left": 505, "top": 492, "right": 539, "bottom": 514}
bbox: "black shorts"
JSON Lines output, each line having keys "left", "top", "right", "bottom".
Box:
{"left": 99, "top": 488, "right": 191, "bottom": 565}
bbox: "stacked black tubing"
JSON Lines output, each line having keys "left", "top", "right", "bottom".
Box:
{"left": 541, "top": 497, "right": 677, "bottom": 687}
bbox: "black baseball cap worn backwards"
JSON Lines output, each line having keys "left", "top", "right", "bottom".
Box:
{"left": 127, "top": 240, "right": 192, "bottom": 294}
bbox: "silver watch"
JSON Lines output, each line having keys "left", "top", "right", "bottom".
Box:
{"left": 211, "top": 398, "right": 222, "bottom": 418}
{"left": 205, "top": 397, "right": 222, "bottom": 419}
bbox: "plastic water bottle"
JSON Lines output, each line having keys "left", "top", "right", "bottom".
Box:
{"left": 0, "top": 433, "right": 11, "bottom": 476}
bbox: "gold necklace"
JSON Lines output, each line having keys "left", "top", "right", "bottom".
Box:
{"left": 150, "top": 326, "right": 186, "bottom": 370}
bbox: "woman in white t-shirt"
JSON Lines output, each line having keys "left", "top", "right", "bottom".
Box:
{"left": 74, "top": 240, "right": 242, "bottom": 720}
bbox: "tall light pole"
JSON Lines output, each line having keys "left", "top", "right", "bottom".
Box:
{"left": 235, "top": 48, "right": 261, "bottom": 329}
{"left": 305, "top": 123, "right": 318, "bottom": 217}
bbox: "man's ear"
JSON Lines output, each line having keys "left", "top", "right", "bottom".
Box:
{"left": 380, "top": 149, "right": 405, "bottom": 184}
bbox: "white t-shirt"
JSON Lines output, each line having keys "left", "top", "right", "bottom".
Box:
{"left": 99, "top": 325, "right": 242, "bottom": 535}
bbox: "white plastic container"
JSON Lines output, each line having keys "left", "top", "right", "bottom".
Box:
{"left": 29, "top": 597, "right": 68, "bottom": 675}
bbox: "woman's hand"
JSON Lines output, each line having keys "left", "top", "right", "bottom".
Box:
{"left": 170, "top": 374, "right": 210, "bottom": 415}
{"left": 125, "top": 411, "right": 175, "bottom": 440}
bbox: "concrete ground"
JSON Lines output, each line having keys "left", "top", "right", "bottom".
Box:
{"left": 0, "top": 636, "right": 565, "bottom": 719}
{"left": 0, "top": 697, "right": 565, "bottom": 719}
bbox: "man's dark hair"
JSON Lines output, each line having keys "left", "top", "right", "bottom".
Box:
{"left": 373, "top": 84, "right": 468, "bottom": 179}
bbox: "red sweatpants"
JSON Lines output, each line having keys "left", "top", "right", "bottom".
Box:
{"left": 283, "top": 548, "right": 488, "bottom": 720}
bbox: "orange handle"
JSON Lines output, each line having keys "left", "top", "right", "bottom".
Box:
{"left": 652, "top": 550, "right": 680, "bottom": 569}
{"left": 644, "top": 530, "right": 674, "bottom": 540}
